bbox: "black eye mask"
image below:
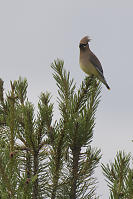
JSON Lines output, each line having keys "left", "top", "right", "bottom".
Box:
{"left": 79, "top": 43, "right": 88, "bottom": 48}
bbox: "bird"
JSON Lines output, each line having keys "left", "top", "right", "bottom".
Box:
{"left": 79, "top": 36, "right": 110, "bottom": 90}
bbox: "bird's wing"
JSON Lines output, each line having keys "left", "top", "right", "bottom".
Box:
{"left": 89, "top": 51, "right": 103, "bottom": 76}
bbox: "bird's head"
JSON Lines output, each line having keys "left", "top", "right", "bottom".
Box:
{"left": 79, "top": 36, "right": 91, "bottom": 50}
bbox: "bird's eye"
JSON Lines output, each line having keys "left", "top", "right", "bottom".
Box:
{"left": 83, "top": 44, "right": 87, "bottom": 47}
{"left": 82, "top": 44, "right": 87, "bottom": 47}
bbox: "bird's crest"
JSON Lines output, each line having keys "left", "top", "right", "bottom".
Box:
{"left": 80, "top": 36, "right": 91, "bottom": 44}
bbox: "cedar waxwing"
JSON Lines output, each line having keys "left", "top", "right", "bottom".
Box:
{"left": 79, "top": 36, "right": 110, "bottom": 90}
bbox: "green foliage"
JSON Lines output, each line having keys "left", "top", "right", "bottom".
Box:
{"left": 102, "top": 151, "right": 133, "bottom": 199}
{"left": 0, "top": 59, "right": 102, "bottom": 199}
{"left": 51, "top": 59, "right": 101, "bottom": 198}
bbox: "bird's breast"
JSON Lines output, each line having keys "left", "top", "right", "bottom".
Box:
{"left": 80, "top": 59, "right": 98, "bottom": 76}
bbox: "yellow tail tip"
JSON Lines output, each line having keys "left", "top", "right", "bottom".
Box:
{"left": 106, "top": 85, "right": 110, "bottom": 90}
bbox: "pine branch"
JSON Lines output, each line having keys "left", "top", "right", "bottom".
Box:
{"left": 50, "top": 59, "right": 76, "bottom": 199}
{"left": 0, "top": 60, "right": 102, "bottom": 198}
{"left": 33, "top": 151, "right": 39, "bottom": 199}
{"left": 14, "top": 76, "right": 28, "bottom": 105}
{"left": 102, "top": 151, "right": 131, "bottom": 198}
{"left": 50, "top": 59, "right": 102, "bottom": 199}
{"left": 70, "top": 147, "right": 80, "bottom": 199}
{"left": 74, "top": 76, "right": 94, "bottom": 113}
{"left": 0, "top": 156, "right": 14, "bottom": 197}
{"left": 37, "top": 92, "right": 53, "bottom": 148}
{"left": 0, "top": 78, "right": 7, "bottom": 116}
{"left": 51, "top": 59, "right": 75, "bottom": 118}
{"left": 51, "top": 127, "right": 66, "bottom": 199}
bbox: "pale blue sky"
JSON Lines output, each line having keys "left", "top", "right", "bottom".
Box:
{"left": 0, "top": 0, "right": 133, "bottom": 198}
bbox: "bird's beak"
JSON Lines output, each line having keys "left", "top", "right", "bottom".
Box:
{"left": 79, "top": 43, "right": 82, "bottom": 48}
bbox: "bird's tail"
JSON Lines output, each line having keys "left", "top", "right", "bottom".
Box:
{"left": 98, "top": 75, "right": 110, "bottom": 90}
{"left": 105, "top": 82, "right": 110, "bottom": 90}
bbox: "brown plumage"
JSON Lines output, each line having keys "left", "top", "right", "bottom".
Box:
{"left": 80, "top": 36, "right": 91, "bottom": 44}
{"left": 79, "top": 36, "right": 110, "bottom": 90}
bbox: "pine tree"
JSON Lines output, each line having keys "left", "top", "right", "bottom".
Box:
{"left": 0, "top": 59, "right": 101, "bottom": 199}
{"left": 102, "top": 151, "right": 133, "bottom": 199}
